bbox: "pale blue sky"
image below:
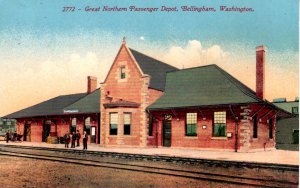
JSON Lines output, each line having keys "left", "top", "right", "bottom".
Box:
{"left": 0, "top": 0, "right": 298, "bottom": 116}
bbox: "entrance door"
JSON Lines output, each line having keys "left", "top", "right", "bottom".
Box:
{"left": 42, "top": 122, "right": 51, "bottom": 142}
{"left": 24, "top": 124, "right": 31, "bottom": 141}
{"left": 91, "top": 126, "right": 96, "bottom": 143}
{"left": 163, "top": 115, "right": 172, "bottom": 147}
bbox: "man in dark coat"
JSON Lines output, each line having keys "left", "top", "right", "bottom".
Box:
{"left": 76, "top": 130, "right": 81, "bottom": 147}
{"left": 64, "top": 131, "right": 70, "bottom": 148}
{"left": 71, "top": 132, "right": 76, "bottom": 148}
{"left": 5, "top": 131, "right": 10, "bottom": 143}
{"left": 83, "top": 131, "right": 88, "bottom": 150}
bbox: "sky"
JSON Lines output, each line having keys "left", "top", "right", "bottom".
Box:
{"left": 0, "top": 0, "right": 298, "bottom": 116}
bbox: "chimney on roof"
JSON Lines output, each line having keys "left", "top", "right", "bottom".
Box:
{"left": 87, "top": 76, "right": 97, "bottom": 94}
{"left": 256, "top": 45, "right": 266, "bottom": 100}
{"left": 122, "top": 36, "right": 126, "bottom": 45}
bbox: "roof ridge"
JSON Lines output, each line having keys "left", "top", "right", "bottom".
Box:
{"left": 167, "top": 64, "right": 216, "bottom": 74}
{"left": 129, "top": 48, "right": 179, "bottom": 70}
{"left": 213, "top": 65, "right": 262, "bottom": 102}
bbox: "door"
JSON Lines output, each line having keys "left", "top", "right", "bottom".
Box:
{"left": 91, "top": 126, "right": 96, "bottom": 143}
{"left": 42, "top": 122, "right": 51, "bottom": 142}
{"left": 24, "top": 124, "right": 31, "bottom": 141}
{"left": 163, "top": 114, "right": 172, "bottom": 147}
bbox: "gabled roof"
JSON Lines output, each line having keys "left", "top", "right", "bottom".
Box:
{"left": 129, "top": 48, "right": 179, "bottom": 91}
{"left": 272, "top": 101, "right": 299, "bottom": 114}
{"left": 63, "top": 89, "right": 100, "bottom": 114}
{"left": 5, "top": 93, "right": 87, "bottom": 119}
{"left": 148, "top": 64, "right": 263, "bottom": 110}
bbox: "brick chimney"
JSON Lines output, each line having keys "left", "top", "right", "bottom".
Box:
{"left": 87, "top": 76, "right": 97, "bottom": 94}
{"left": 256, "top": 45, "right": 266, "bottom": 100}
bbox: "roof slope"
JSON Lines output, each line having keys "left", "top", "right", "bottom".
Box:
{"left": 129, "top": 48, "right": 179, "bottom": 91}
{"left": 63, "top": 89, "right": 100, "bottom": 113}
{"left": 148, "top": 64, "right": 263, "bottom": 110}
{"left": 5, "top": 93, "right": 87, "bottom": 119}
{"left": 273, "top": 101, "right": 299, "bottom": 113}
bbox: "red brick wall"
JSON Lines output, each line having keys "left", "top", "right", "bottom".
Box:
{"left": 150, "top": 109, "right": 238, "bottom": 150}
{"left": 16, "top": 115, "right": 100, "bottom": 144}
{"left": 248, "top": 104, "right": 275, "bottom": 150}
{"left": 100, "top": 44, "right": 147, "bottom": 146}
{"left": 148, "top": 89, "right": 163, "bottom": 105}
{"left": 103, "top": 45, "right": 144, "bottom": 103}
{"left": 30, "top": 121, "right": 43, "bottom": 142}
{"left": 149, "top": 105, "right": 277, "bottom": 151}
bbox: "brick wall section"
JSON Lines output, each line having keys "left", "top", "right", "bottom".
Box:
{"left": 100, "top": 44, "right": 146, "bottom": 147}
{"left": 248, "top": 104, "right": 275, "bottom": 151}
{"left": 16, "top": 115, "right": 99, "bottom": 144}
{"left": 239, "top": 106, "right": 251, "bottom": 152}
{"left": 150, "top": 104, "right": 277, "bottom": 152}
{"left": 151, "top": 108, "right": 239, "bottom": 151}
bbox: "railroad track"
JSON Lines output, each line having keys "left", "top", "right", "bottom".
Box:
{"left": 0, "top": 147, "right": 298, "bottom": 188}
{"left": 0, "top": 144, "right": 298, "bottom": 172}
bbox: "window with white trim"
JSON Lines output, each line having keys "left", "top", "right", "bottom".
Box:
{"left": 186, "top": 113, "right": 197, "bottom": 136}
{"left": 120, "top": 66, "right": 126, "bottom": 79}
{"left": 213, "top": 111, "right": 226, "bottom": 137}
{"left": 110, "top": 113, "right": 118, "bottom": 135}
{"left": 124, "top": 113, "right": 131, "bottom": 135}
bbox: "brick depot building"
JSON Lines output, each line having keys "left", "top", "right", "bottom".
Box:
{"left": 5, "top": 77, "right": 100, "bottom": 144}
{"left": 6, "top": 39, "right": 290, "bottom": 152}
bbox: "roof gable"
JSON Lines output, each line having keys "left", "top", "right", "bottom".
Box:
{"left": 148, "top": 64, "right": 262, "bottom": 110}
{"left": 129, "top": 48, "right": 179, "bottom": 91}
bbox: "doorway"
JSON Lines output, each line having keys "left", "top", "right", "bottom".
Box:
{"left": 163, "top": 114, "right": 172, "bottom": 147}
{"left": 43, "top": 121, "right": 51, "bottom": 142}
{"left": 91, "top": 126, "right": 96, "bottom": 143}
{"left": 24, "top": 124, "right": 31, "bottom": 141}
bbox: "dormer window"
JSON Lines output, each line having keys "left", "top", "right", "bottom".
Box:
{"left": 292, "top": 107, "right": 298, "bottom": 115}
{"left": 120, "top": 66, "right": 126, "bottom": 79}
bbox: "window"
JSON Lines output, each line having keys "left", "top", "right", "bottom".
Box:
{"left": 148, "top": 114, "right": 153, "bottom": 136}
{"left": 253, "top": 115, "right": 258, "bottom": 138}
{"left": 120, "top": 66, "right": 126, "bottom": 79}
{"left": 124, "top": 113, "right": 131, "bottom": 135}
{"left": 186, "top": 113, "right": 197, "bottom": 136}
{"left": 269, "top": 118, "right": 273, "bottom": 139}
{"left": 84, "top": 117, "right": 91, "bottom": 135}
{"left": 110, "top": 113, "right": 118, "bottom": 135}
{"left": 292, "top": 130, "right": 299, "bottom": 144}
{"left": 213, "top": 112, "right": 226, "bottom": 137}
{"left": 292, "top": 107, "right": 298, "bottom": 115}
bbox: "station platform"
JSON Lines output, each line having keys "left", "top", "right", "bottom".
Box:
{"left": 0, "top": 141, "right": 298, "bottom": 165}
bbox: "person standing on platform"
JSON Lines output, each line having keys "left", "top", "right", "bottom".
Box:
{"left": 71, "top": 132, "right": 76, "bottom": 148}
{"left": 76, "top": 130, "right": 81, "bottom": 147}
{"left": 83, "top": 131, "right": 88, "bottom": 150}
{"left": 64, "top": 131, "right": 70, "bottom": 148}
{"left": 5, "top": 131, "right": 10, "bottom": 143}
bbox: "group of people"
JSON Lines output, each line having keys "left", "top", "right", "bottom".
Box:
{"left": 5, "top": 131, "right": 20, "bottom": 143}
{"left": 64, "top": 130, "right": 88, "bottom": 150}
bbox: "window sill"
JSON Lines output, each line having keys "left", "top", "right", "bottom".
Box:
{"left": 211, "top": 137, "right": 227, "bottom": 140}
{"left": 252, "top": 138, "right": 258, "bottom": 141}
{"left": 184, "top": 136, "right": 198, "bottom": 139}
{"left": 108, "top": 135, "right": 118, "bottom": 137}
